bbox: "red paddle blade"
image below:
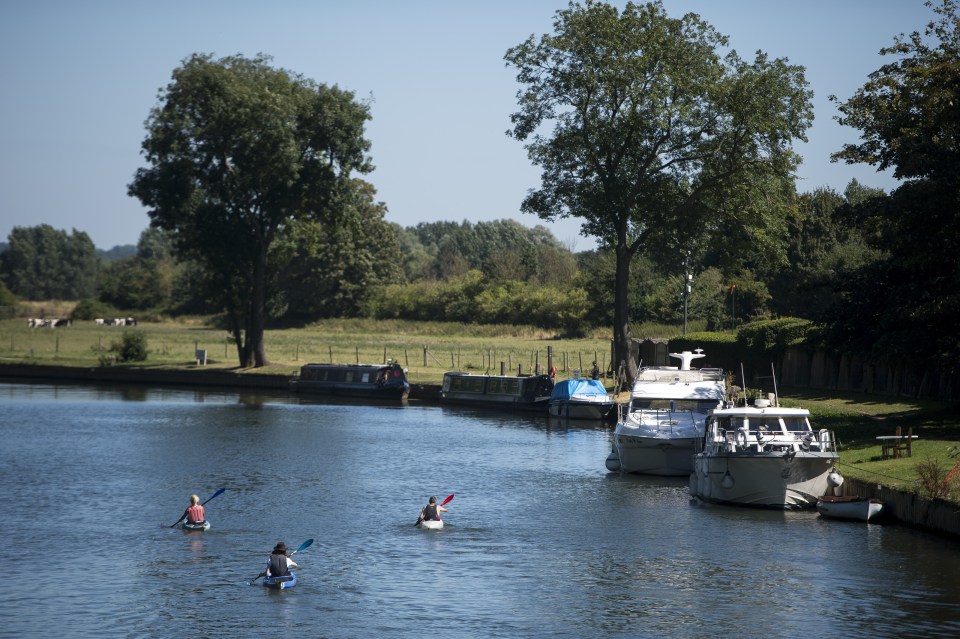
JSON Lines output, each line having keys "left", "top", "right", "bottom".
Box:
{"left": 440, "top": 494, "right": 454, "bottom": 506}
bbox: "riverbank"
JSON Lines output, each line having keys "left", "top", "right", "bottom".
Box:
{"left": 0, "top": 362, "right": 447, "bottom": 402}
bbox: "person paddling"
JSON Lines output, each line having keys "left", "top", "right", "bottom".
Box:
{"left": 172, "top": 494, "right": 205, "bottom": 527}
{"left": 257, "top": 541, "right": 299, "bottom": 582}
{"left": 417, "top": 495, "right": 448, "bottom": 525}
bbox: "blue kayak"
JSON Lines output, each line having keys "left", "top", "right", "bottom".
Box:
{"left": 181, "top": 520, "right": 210, "bottom": 531}
{"left": 263, "top": 573, "right": 297, "bottom": 590}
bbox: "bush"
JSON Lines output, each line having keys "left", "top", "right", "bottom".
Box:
{"left": 72, "top": 298, "right": 118, "bottom": 321}
{"left": 111, "top": 331, "right": 148, "bottom": 362}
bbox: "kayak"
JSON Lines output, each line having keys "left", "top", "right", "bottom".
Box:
{"left": 181, "top": 520, "right": 210, "bottom": 531}
{"left": 419, "top": 519, "right": 443, "bottom": 530}
{"left": 263, "top": 573, "right": 297, "bottom": 590}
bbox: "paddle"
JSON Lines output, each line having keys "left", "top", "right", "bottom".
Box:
{"left": 415, "top": 493, "right": 454, "bottom": 526}
{"left": 250, "top": 538, "right": 314, "bottom": 584}
{"left": 169, "top": 487, "right": 225, "bottom": 527}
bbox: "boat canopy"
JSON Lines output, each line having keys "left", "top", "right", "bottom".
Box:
{"left": 550, "top": 378, "right": 610, "bottom": 401}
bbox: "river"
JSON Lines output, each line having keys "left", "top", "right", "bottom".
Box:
{"left": 0, "top": 382, "right": 958, "bottom": 638}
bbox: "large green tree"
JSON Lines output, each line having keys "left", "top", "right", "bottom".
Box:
{"left": 129, "top": 54, "right": 373, "bottom": 367}
{"left": 828, "top": 0, "right": 960, "bottom": 364}
{"left": 0, "top": 224, "right": 98, "bottom": 300}
{"left": 505, "top": 1, "right": 812, "bottom": 386}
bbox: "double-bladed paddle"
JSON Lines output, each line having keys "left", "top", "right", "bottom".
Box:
{"left": 415, "top": 493, "right": 454, "bottom": 526}
{"left": 169, "top": 487, "right": 225, "bottom": 527}
{"left": 250, "top": 538, "right": 314, "bottom": 584}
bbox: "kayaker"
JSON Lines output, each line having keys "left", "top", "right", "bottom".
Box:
{"left": 173, "top": 494, "right": 205, "bottom": 527}
{"left": 264, "top": 541, "right": 299, "bottom": 579}
{"left": 417, "top": 496, "right": 447, "bottom": 525}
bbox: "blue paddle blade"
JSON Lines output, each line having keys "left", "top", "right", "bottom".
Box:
{"left": 296, "top": 538, "right": 314, "bottom": 553}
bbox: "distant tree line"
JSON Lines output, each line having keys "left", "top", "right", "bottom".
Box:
{"left": 0, "top": 175, "right": 909, "bottom": 339}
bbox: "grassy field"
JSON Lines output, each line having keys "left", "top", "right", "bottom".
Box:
{"left": 2, "top": 311, "right": 958, "bottom": 499}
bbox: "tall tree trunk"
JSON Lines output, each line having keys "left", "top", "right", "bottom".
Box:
{"left": 249, "top": 245, "right": 270, "bottom": 367}
{"left": 613, "top": 238, "right": 637, "bottom": 390}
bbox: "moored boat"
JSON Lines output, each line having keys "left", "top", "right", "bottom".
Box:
{"left": 440, "top": 372, "right": 553, "bottom": 412}
{"left": 548, "top": 378, "right": 615, "bottom": 420}
{"left": 689, "top": 400, "right": 843, "bottom": 509}
{"left": 181, "top": 520, "right": 210, "bottom": 531}
{"left": 263, "top": 573, "right": 297, "bottom": 590}
{"left": 606, "top": 350, "right": 726, "bottom": 475}
{"left": 816, "top": 495, "right": 884, "bottom": 522}
{"left": 290, "top": 362, "right": 410, "bottom": 400}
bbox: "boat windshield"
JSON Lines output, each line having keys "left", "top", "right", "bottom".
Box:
{"left": 632, "top": 399, "right": 717, "bottom": 412}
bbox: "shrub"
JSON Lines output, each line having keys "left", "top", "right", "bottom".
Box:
{"left": 111, "top": 331, "right": 148, "bottom": 362}
{"left": 72, "top": 298, "right": 118, "bottom": 321}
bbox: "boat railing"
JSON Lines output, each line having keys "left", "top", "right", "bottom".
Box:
{"left": 712, "top": 428, "right": 838, "bottom": 454}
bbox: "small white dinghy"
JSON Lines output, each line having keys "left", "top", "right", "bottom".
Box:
{"left": 816, "top": 495, "right": 884, "bottom": 522}
{"left": 419, "top": 519, "right": 443, "bottom": 530}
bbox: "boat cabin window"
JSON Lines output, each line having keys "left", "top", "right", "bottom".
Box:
{"left": 486, "top": 378, "right": 519, "bottom": 395}
{"left": 632, "top": 399, "right": 717, "bottom": 412}
{"left": 781, "top": 417, "right": 810, "bottom": 433}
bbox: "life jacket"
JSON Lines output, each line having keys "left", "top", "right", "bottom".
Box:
{"left": 186, "top": 504, "right": 205, "bottom": 524}
{"left": 423, "top": 504, "right": 439, "bottom": 521}
{"left": 269, "top": 554, "right": 290, "bottom": 576}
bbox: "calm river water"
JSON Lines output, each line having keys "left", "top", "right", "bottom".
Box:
{"left": 1, "top": 382, "right": 958, "bottom": 638}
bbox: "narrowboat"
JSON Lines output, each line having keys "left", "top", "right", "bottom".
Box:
{"left": 290, "top": 362, "right": 410, "bottom": 400}
{"left": 439, "top": 372, "right": 554, "bottom": 411}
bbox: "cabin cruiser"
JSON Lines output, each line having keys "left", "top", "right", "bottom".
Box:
{"left": 606, "top": 350, "right": 726, "bottom": 476}
{"left": 548, "top": 378, "right": 615, "bottom": 420}
{"left": 689, "top": 400, "right": 843, "bottom": 509}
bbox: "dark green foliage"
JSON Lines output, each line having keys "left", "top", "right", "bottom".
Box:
{"left": 505, "top": 1, "right": 813, "bottom": 385}
{"left": 0, "top": 279, "right": 17, "bottom": 307}
{"left": 71, "top": 299, "right": 118, "bottom": 321}
{"left": 0, "top": 224, "right": 98, "bottom": 300}
{"left": 401, "top": 219, "right": 574, "bottom": 285}
{"left": 825, "top": 1, "right": 960, "bottom": 366}
{"left": 367, "top": 270, "right": 589, "bottom": 334}
{"left": 278, "top": 180, "right": 404, "bottom": 323}
{"left": 128, "top": 53, "right": 373, "bottom": 367}
{"left": 112, "top": 331, "right": 148, "bottom": 362}
{"left": 736, "top": 318, "right": 813, "bottom": 353}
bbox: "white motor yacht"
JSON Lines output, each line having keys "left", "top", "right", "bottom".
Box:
{"left": 606, "top": 350, "right": 726, "bottom": 476}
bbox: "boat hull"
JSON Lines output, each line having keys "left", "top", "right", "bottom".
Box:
{"left": 263, "top": 573, "right": 297, "bottom": 590}
{"left": 690, "top": 453, "right": 838, "bottom": 509}
{"left": 181, "top": 520, "right": 210, "bottom": 531}
{"left": 548, "top": 400, "right": 614, "bottom": 421}
{"left": 419, "top": 519, "right": 443, "bottom": 530}
{"left": 440, "top": 372, "right": 553, "bottom": 412}
{"left": 816, "top": 495, "right": 884, "bottom": 521}
{"left": 290, "top": 363, "right": 410, "bottom": 400}
{"left": 612, "top": 431, "right": 699, "bottom": 476}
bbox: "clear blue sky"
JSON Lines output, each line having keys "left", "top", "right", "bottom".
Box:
{"left": 0, "top": 0, "right": 932, "bottom": 252}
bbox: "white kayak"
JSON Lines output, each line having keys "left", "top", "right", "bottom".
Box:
{"left": 181, "top": 520, "right": 210, "bottom": 531}
{"left": 419, "top": 519, "right": 443, "bottom": 530}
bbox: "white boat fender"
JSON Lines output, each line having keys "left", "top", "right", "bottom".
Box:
{"left": 735, "top": 427, "right": 749, "bottom": 448}
{"left": 605, "top": 449, "right": 621, "bottom": 472}
{"left": 827, "top": 468, "right": 844, "bottom": 488}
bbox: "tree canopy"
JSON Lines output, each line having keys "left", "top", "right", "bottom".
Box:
{"left": 827, "top": 0, "right": 960, "bottom": 365}
{"left": 505, "top": 0, "right": 812, "bottom": 384}
{"left": 128, "top": 53, "right": 373, "bottom": 366}
{"left": 0, "top": 224, "right": 98, "bottom": 301}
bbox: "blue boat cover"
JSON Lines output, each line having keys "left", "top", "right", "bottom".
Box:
{"left": 549, "top": 378, "right": 609, "bottom": 401}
